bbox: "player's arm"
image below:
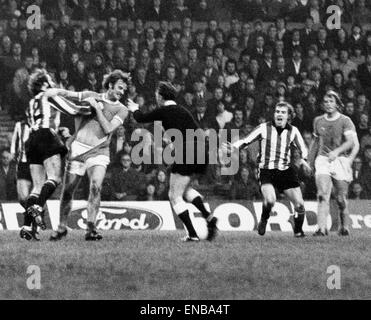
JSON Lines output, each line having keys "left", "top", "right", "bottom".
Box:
{"left": 230, "top": 124, "right": 263, "bottom": 150}
{"left": 347, "top": 132, "right": 360, "bottom": 163}
{"left": 308, "top": 117, "right": 320, "bottom": 168}
{"left": 91, "top": 100, "right": 129, "bottom": 134}
{"left": 292, "top": 127, "right": 311, "bottom": 174}
{"left": 308, "top": 135, "right": 319, "bottom": 169}
{"left": 42, "top": 88, "right": 99, "bottom": 101}
{"left": 10, "top": 122, "right": 20, "bottom": 159}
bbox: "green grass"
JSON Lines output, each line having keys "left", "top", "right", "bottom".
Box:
{"left": 0, "top": 230, "right": 370, "bottom": 300}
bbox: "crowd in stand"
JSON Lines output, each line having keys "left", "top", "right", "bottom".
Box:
{"left": 1, "top": 0, "right": 371, "bottom": 201}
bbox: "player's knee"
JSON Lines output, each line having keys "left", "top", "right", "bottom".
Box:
{"left": 184, "top": 188, "right": 202, "bottom": 203}
{"left": 295, "top": 204, "right": 305, "bottom": 214}
{"left": 336, "top": 195, "right": 347, "bottom": 210}
{"left": 317, "top": 193, "right": 329, "bottom": 203}
{"left": 49, "top": 176, "right": 62, "bottom": 186}
{"left": 90, "top": 181, "right": 101, "bottom": 197}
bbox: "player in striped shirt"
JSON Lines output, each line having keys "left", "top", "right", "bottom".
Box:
{"left": 225, "top": 102, "right": 312, "bottom": 237}
{"left": 21, "top": 69, "right": 92, "bottom": 240}
{"left": 308, "top": 91, "right": 359, "bottom": 236}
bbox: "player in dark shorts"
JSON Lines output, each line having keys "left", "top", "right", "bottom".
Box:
{"left": 128, "top": 81, "right": 218, "bottom": 242}
{"left": 20, "top": 69, "right": 68, "bottom": 239}
{"left": 224, "top": 102, "right": 312, "bottom": 237}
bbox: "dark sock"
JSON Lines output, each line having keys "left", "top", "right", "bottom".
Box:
{"left": 20, "top": 199, "right": 27, "bottom": 209}
{"left": 23, "top": 213, "right": 33, "bottom": 227}
{"left": 26, "top": 194, "right": 39, "bottom": 209}
{"left": 87, "top": 221, "right": 95, "bottom": 232}
{"left": 191, "top": 196, "right": 210, "bottom": 220}
{"left": 294, "top": 213, "right": 305, "bottom": 233}
{"left": 178, "top": 210, "right": 198, "bottom": 238}
{"left": 37, "top": 180, "right": 58, "bottom": 208}
{"left": 261, "top": 203, "right": 272, "bottom": 221}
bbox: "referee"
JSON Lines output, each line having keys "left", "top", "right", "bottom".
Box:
{"left": 128, "top": 81, "right": 218, "bottom": 242}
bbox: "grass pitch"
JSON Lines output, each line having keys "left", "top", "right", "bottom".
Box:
{"left": 0, "top": 230, "right": 370, "bottom": 300}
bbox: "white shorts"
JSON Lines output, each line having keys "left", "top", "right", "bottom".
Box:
{"left": 315, "top": 155, "right": 353, "bottom": 182}
{"left": 68, "top": 140, "right": 110, "bottom": 176}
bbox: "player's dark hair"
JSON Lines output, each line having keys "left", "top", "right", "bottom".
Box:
{"left": 28, "top": 68, "right": 52, "bottom": 96}
{"left": 102, "top": 69, "right": 130, "bottom": 90}
{"left": 157, "top": 81, "right": 177, "bottom": 101}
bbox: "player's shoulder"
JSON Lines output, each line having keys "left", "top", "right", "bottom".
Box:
{"left": 339, "top": 113, "right": 353, "bottom": 123}
{"left": 313, "top": 114, "right": 326, "bottom": 122}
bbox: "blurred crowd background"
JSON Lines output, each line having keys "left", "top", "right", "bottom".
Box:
{"left": 0, "top": 0, "right": 371, "bottom": 202}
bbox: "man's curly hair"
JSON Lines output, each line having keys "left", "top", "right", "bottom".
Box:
{"left": 102, "top": 69, "right": 130, "bottom": 90}
{"left": 28, "top": 68, "right": 51, "bottom": 96}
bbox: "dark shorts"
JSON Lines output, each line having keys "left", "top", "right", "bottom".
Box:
{"left": 171, "top": 163, "right": 208, "bottom": 176}
{"left": 17, "top": 162, "right": 32, "bottom": 181}
{"left": 25, "top": 128, "right": 68, "bottom": 165}
{"left": 259, "top": 167, "right": 300, "bottom": 193}
{"left": 170, "top": 141, "right": 209, "bottom": 177}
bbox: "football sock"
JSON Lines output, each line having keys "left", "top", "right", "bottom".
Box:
{"left": 294, "top": 214, "right": 305, "bottom": 233}
{"left": 26, "top": 193, "right": 39, "bottom": 209}
{"left": 191, "top": 196, "right": 211, "bottom": 220}
{"left": 87, "top": 221, "right": 96, "bottom": 232}
{"left": 261, "top": 203, "right": 273, "bottom": 221}
{"left": 37, "top": 180, "right": 59, "bottom": 208}
{"left": 23, "top": 213, "right": 33, "bottom": 227}
{"left": 178, "top": 210, "right": 198, "bottom": 238}
{"left": 294, "top": 205, "right": 305, "bottom": 233}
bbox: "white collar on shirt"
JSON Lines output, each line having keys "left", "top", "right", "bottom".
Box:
{"left": 324, "top": 112, "right": 341, "bottom": 121}
{"left": 164, "top": 100, "right": 176, "bottom": 106}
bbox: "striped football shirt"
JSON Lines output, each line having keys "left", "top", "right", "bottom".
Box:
{"left": 232, "top": 121, "right": 308, "bottom": 170}
{"left": 26, "top": 92, "right": 61, "bottom": 130}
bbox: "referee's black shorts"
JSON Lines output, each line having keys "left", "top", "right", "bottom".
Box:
{"left": 170, "top": 141, "right": 209, "bottom": 177}
{"left": 259, "top": 167, "right": 300, "bottom": 193}
{"left": 25, "top": 128, "right": 68, "bottom": 165}
{"left": 17, "top": 162, "right": 32, "bottom": 181}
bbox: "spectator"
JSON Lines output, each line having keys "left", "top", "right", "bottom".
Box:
{"left": 0, "top": 148, "right": 17, "bottom": 201}
{"left": 230, "top": 166, "right": 260, "bottom": 200}
{"left": 152, "top": 168, "right": 169, "bottom": 200}
{"left": 348, "top": 181, "right": 366, "bottom": 200}
{"left": 352, "top": 156, "right": 363, "bottom": 181}
{"left": 359, "top": 144, "right": 371, "bottom": 198}
{"left": 108, "top": 152, "right": 141, "bottom": 201}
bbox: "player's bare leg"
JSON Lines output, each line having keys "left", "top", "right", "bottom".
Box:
{"left": 314, "top": 174, "right": 332, "bottom": 236}
{"left": 184, "top": 186, "right": 218, "bottom": 240}
{"left": 17, "top": 179, "right": 32, "bottom": 209}
{"left": 17, "top": 178, "right": 32, "bottom": 228}
{"left": 27, "top": 154, "right": 62, "bottom": 230}
{"left": 20, "top": 164, "right": 45, "bottom": 240}
{"left": 85, "top": 165, "right": 106, "bottom": 241}
{"left": 168, "top": 173, "right": 199, "bottom": 241}
{"left": 333, "top": 179, "right": 350, "bottom": 236}
{"left": 50, "top": 171, "right": 82, "bottom": 241}
{"left": 284, "top": 187, "right": 306, "bottom": 237}
{"left": 258, "top": 183, "right": 276, "bottom": 236}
